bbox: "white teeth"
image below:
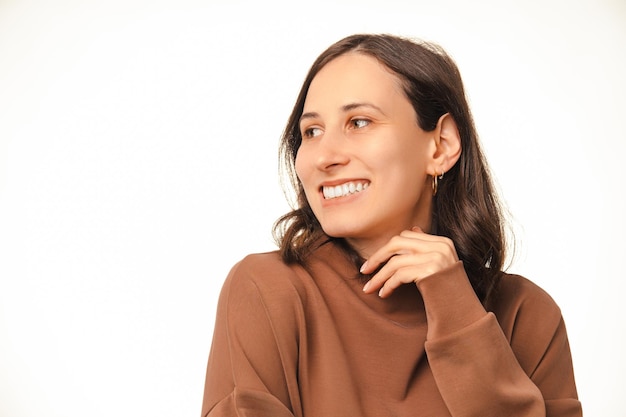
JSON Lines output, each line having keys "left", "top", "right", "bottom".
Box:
{"left": 322, "top": 181, "right": 369, "bottom": 200}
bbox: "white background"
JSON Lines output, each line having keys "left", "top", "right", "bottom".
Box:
{"left": 1, "top": 0, "right": 624, "bottom": 416}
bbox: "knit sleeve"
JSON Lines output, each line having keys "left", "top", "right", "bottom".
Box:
{"left": 200, "top": 257, "right": 302, "bottom": 417}
{"left": 417, "top": 262, "right": 582, "bottom": 417}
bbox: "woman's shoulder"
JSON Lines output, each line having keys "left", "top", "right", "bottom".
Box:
{"left": 490, "top": 271, "right": 565, "bottom": 339}
{"left": 490, "top": 271, "right": 576, "bottom": 378}
{"left": 221, "top": 250, "right": 309, "bottom": 306}
{"left": 211, "top": 251, "right": 311, "bottom": 337}
{"left": 232, "top": 250, "right": 294, "bottom": 277}
{"left": 496, "top": 272, "right": 561, "bottom": 313}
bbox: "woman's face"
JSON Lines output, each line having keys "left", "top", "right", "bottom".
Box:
{"left": 295, "top": 53, "right": 436, "bottom": 256}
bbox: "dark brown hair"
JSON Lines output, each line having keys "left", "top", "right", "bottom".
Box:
{"left": 273, "top": 33, "right": 508, "bottom": 303}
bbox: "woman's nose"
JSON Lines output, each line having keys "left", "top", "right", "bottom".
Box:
{"left": 315, "top": 132, "right": 350, "bottom": 171}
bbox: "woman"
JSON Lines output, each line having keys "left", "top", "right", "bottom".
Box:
{"left": 201, "top": 34, "right": 581, "bottom": 416}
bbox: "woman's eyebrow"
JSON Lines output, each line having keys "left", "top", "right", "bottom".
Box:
{"left": 300, "top": 102, "right": 386, "bottom": 124}
{"left": 341, "top": 102, "right": 385, "bottom": 115}
{"left": 300, "top": 111, "right": 319, "bottom": 124}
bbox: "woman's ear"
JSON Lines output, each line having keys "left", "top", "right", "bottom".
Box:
{"left": 430, "top": 113, "right": 461, "bottom": 174}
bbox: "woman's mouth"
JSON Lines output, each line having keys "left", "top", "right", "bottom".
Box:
{"left": 322, "top": 181, "right": 370, "bottom": 200}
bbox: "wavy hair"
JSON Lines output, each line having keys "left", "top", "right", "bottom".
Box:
{"left": 273, "top": 33, "right": 508, "bottom": 303}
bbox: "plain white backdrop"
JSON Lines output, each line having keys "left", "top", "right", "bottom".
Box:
{"left": 1, "top": 0, "right": 624, "bottom": 416}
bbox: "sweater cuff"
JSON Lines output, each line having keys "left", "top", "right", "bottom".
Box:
{"left": 416, "top": 261, "right": 487, "bottom": 341}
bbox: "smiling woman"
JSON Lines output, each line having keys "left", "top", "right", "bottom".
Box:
{"left": 200, "top": 33, "right": 582, "bottom": 417}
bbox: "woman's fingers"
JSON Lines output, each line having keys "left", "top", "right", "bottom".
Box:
{"left": 361, "top": 229, "right": 459, "bottom": 297}
{"left": 363, "top": 257, "right": 431, "bottom": 297}
{"left": 360, "top": 233, "right": 418, "bottom": 274}
{"left": 360, "top": 231, "right": 456, "bottom": 274}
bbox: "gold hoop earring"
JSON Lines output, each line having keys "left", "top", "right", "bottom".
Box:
{"left": 432, "top": 170, "right": 444, "bottom": 196}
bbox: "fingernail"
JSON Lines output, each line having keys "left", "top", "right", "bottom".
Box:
{"left": 360, "top": 261, "right": 368, "bottom": 273}
{"left": 362, "top": 281, "right": 370, "bottom": 292}
{"left": 378, "top": 287, "right": 384, "bottom": 297}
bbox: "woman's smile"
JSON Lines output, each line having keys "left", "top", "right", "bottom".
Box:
{"left": 321, "top": 180, "right": 370, "bottom": 200}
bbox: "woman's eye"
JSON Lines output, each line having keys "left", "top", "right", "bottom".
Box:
{"left": 303, "top": 127, "right": 323, "bottom": 138}
{"left": 351, "top": 119, "right": 370, "bottom": 129}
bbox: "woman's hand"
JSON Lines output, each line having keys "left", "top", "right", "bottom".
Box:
{"left": 360, "top": 227, "right": 460, "bottom": 298}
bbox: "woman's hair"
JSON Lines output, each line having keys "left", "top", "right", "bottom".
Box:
{"left": 273, "top": 33, "right": 508, "bottom": 303}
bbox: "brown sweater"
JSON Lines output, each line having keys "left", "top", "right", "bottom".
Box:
{"left": 201, "top": 240, "right": 581, "bottom": 417}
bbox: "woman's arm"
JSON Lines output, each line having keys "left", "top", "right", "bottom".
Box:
{"left": 201, "top": 258, "right": 301, "bottom": 417}
{"left": 418, "top": 263, "right": 581, "bottom": 416}
{"left": 361, "top": 230, "right": 582, "bottom": 417}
